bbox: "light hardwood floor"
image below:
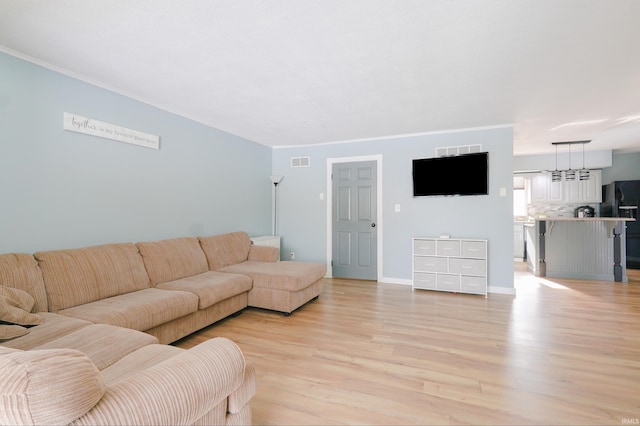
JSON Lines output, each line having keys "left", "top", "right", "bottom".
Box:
{"left": 175, "top": 264, "right": 640, "bottom": 425}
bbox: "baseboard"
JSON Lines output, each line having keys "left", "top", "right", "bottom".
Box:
{"left": 379, "top": 277, "right": 412, "bottom": 286}
{"left": 331, "top": 275, "right": 517, "bottom": 295}
{"left": 488, "top": 286, "right": 517, "bottom": 295}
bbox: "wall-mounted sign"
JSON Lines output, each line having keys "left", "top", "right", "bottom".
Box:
{"left": 63, "top": 112, "right": 160, "bottom": 150}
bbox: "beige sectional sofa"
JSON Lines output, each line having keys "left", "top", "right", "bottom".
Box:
{"left": 0, "top": 231, "right": 326, "bottom": 425}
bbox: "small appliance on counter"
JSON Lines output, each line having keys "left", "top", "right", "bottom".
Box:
{"left": 574, "top": 205, "right": 595, "bottom": 218}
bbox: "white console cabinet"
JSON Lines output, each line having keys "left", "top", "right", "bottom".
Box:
{"left": 412, "top": 237, "right": 487, "bottom": 296}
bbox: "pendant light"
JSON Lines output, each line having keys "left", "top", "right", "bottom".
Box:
{"left": 579, "top": 142, "right": 590, "bottom": 181}
{"left": 551, "top": 144, "right": 562, "bottom": 182}
{"left": 564, "top": 144, "right": 576, "bottom": 181}
{"left": 550, "top": 140, "right": 591, "bottom": 181}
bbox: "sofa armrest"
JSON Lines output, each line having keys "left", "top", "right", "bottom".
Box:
{"left": 72, "top": 337, "right": 246, "bottom": 425}
{"left": 248, "top": 245, "right": 279, "bottom": 262}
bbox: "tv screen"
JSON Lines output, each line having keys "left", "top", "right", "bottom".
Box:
{"left": 412, "top": 152, "right": 488, "bottom": 196}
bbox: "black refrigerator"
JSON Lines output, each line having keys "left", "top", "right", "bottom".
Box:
{"left": 601, "top": 180, "right": 640, "bottom": 268}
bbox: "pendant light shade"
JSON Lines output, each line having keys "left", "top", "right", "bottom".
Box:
{"left": 579, "top": 169, "right": 590, "bottom": 181}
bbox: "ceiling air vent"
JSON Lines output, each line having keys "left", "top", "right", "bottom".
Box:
{"left": 435, "top": 144, "right": 482, "bottom": 157}
{"left": 290, "top": 156, "right": 310, "bottom": 168}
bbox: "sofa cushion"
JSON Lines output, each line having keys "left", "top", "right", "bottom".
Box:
{"left": 0, "top": 286, "right": 42, "bottom": 326}
{"left": 137, "top": 237, "right": 209, "bottom": 285}
{"left": 0, "top": 348, "right": 105, "bottom": 426}
{"left": 156, "top": 271, "right": 252, "bottom": 309}
{"left": 34, "top": 323, "right": 158, "bottom": 370}
{"left": 219, "top": 260, "right": 326, "bottom": 292}
{"left": 0, "top": 253, "right": 48, "bottom": 313}
{"left": 35, "top": 243, "right": 151, "bottom": 312}
{"left": 0, "top": 312, "right": 91, "bottom": 350}
{"left": 198, "top": 232, "right": 252, "bottom": 270}
{"left": 0, "top": 324, "right": 29, "bottom": 341}
{"left": 57, "top": 288, "right": 199, "bottom": 332}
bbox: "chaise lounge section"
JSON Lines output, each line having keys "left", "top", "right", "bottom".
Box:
{"left": 199, "top": 231, "right": 326, "bottom": 315}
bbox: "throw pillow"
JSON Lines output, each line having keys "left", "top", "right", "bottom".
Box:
{"left": 0, "top": 324, "right": 29, "bottom": 341}
{"left": 0, "top": 286, "right": 42, "bottom": 326}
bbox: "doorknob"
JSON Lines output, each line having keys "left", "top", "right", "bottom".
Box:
{"left": 371, "top": 223, "right": 376, "bottom": 228}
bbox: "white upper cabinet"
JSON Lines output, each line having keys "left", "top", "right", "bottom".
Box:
{"left": 565, "top": 175, "right": 602, "bottom": 203}
{"left": 564, "top": 179, "right": 582, "bottom": 203}
{"left": 548, "top": 177, "right": 564, "bottom": 202}
{"left": 530, "top": 172, "right": 564, "bottom": 202}
{"left": 581, "top": 170, "right": 602, "bottom": 202}
{"left": 528, "top": 170, "right": 602, "bottom": 204}
{"left": 530, "top": 173, "right": 549, "bottom": 202}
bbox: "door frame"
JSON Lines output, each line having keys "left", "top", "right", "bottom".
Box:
{"left": 326, "top": 155, "right": 383, "bottom": 280}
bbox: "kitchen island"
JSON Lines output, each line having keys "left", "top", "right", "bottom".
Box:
{"left": 525, "top": 217, "right": 636, "bottom": 282}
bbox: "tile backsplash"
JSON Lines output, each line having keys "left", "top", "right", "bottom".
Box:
{"left": 528, "top": 202, "right": 600, "bottom": 218}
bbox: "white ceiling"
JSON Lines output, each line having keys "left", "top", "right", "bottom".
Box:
{"left": 1, "top": 0, "right": 639, "bottom": 155}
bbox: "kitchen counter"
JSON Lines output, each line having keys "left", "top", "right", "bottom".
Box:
{"left": 534, "top": 217, "right": 636, "bottom": 222}
{"left": 527, "top": 217, "right": 634, "bottom": 282}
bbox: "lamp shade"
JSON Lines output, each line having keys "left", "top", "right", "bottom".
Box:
{"left": 270, "top": 175, "right": 284, "bottom": 185}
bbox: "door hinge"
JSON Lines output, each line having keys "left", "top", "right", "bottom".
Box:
{"left": 331, "top": 260, "right": 333, "bottom": 266}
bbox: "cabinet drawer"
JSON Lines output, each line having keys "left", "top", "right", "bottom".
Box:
{"left": 437, "top": 274, "right": 460, "bottom": 292}
{"left": 414, "top": 256, "right": 448, "bottom": 272}
{"left": 460, "top": 241, "right": 486, "bottom": 258}
{"left": 413, "top": 239, "right": 436, "bottom": 255}
{"left": 413, "top": 272, "right": 436, "bottom": 290}
{"left": 460, "top": 276, "right": 487, "bottom": 294}
{"left": 449, "top": 258, "right": 486, "bottom": 276}
{"left": 436, "top": 240, "right": 460, "bottom": 256}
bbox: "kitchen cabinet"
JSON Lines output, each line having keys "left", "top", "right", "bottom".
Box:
{"left": 529, "top": 170, "right": 601, "bottom": 203}
{"left": 530, "top": 174, "right": 547, "bottom": 203}
{"left": 530, "top": 173, "right": 563, "bottom": 203}
{"left": 583, "top": 170, "right": 602, "bottom": 202}
{"left": 564, "top": 170, "right": 602, "bottom": 203}
{"left": 514, "top": 223, "right": 525, "bottom": 258}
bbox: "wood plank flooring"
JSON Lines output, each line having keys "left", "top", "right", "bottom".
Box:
{"left": 174, "top": 264, "right": 640, "bottom": 425}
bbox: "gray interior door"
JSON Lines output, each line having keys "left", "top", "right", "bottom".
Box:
{"left": 332, "top": 161, "right": 377, "bottom": 280}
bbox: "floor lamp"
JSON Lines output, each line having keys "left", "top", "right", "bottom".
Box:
{"left": 270, "top": 175, "right": 283, "bottom": 236}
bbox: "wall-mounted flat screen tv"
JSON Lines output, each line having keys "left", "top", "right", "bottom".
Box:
{"left": 412, "top": 152, "right": 489, "bottom": 196}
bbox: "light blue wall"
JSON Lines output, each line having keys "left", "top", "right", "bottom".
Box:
{"left": 602, "top": 152, "right": 640, "bottom": 184}
{"left": 272, "top": 127, "right": 515, "bottom": 290}
{"left": 0, "top": 52, "right": 272, "bottom": 254}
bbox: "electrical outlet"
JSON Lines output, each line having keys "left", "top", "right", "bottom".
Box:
{"left": 289, "top": 252, "right": 295, "bottom": 260}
